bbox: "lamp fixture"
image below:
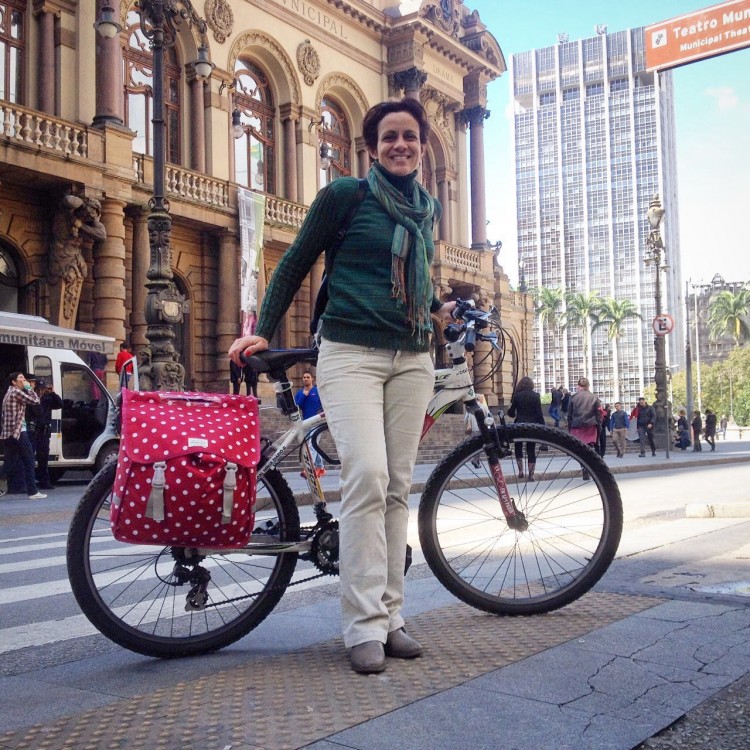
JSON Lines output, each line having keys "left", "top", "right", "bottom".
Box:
{"left": 319, "top": 142, "right": 332, "bottom": 170}
{"left": 94, "top": 2, "right": 122, "bottom": 39}
{"left": 193, "top": 45, "right": 214, "bottom": 80}
{"left": 231, "top": 107, "right": 244, "bottom": 139}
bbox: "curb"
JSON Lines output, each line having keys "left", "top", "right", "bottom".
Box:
{"left": 685, "top": 502, "right": 750, "bottom": 518}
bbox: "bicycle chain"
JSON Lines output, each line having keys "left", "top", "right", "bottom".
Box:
{"left": 201, "top": 568, "right": 330, "bottom": 609}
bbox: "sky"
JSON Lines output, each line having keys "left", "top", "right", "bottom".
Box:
{"left": 467, "top": 0, "right": 750, "bottom": 288}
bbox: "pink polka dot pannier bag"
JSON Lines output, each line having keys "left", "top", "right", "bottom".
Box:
{"left": 110, "top": 390, "right": 261, "bottom": 548}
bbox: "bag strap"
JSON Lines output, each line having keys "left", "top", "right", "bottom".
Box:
{"left": 324, "top": 177, "right": 368, "bottom": 276}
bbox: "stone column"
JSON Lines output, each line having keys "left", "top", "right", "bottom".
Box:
{"left": 280, "top": 104, "right": 299, "bottom": 203}
{"left": 94, "top": 199, "right": 128, "bottom": 379}
{"left": 436, "top": 167, "right": 451, "bottom": 243}
{"left": 216, "top": 229, "right": 240, "bottom": 379}
{"left": 460, "top": 106, "right": 490, "bottom": 250}
{"left": 129, "top": 206, "right": 150, "bottom": 351}
{"left": 92, "top": 0, "right": 124, "bottom": 127}
{"left": 392, "top": 67, "right": 427, "bottom": 100}
{"left": 188, "top": 69, "right": 206, "bottom": 173}
{"left": 355, "top": 136, "right": 369, "bottom": 176}
{"left": 37, "top": 10, "right": 55, "bottom": 114}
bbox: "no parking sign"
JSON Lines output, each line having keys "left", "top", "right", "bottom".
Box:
{"left": 652, "top": 313, "right": 675, "bottom": 337}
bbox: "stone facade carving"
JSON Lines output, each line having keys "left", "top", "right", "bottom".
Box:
{"left": 296, "top": 40, "right": 320, "bottom": 87}
{"left": 422, "top": 0, "right": 461, "bottom": 38}
{"left": 392, "top": 67, "right": 427, "bottom": 94}
{"left": 228, "top": 32, "right": 301, "bottom": 105}
{"left": 48, "top": 194, "right": 106, "bottom": 328}
{"left": 205, "top": 0, "right": 233, "bottom": 44}
{"left": 315, "top": 73, "right": 369, "bottom": 119}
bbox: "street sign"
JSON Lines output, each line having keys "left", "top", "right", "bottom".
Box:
{"left": 653, "top": 313, "right": 675, "bottom": 336}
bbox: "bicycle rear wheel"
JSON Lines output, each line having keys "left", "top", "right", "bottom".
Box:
{"left": 418, "top": 424, "right": 622, "bottom": 615}
{"left": 67, "top": 458, "right": 300, "bottom": 658}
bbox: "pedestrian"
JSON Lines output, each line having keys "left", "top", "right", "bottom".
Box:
{"left": 567, "top": 377, "right": 601, "bottom": 479}
{"left": 229, "top": 360, "right": 259, "bottom": 398}
{"left": 720, "top": 414, "right": 728, "bottom": 440}
{"left": 0, "top": 372, "right": 47, "bottom": 499}
{"left": 704, "top": 408, "right": 717, "bottom": 452}
{"left": 548, "top": 384, "right": 562, "bottom": 428}
{"left": 598, "top": 403, "right": 612, "bottom": 457}
{"left": 295, "top": 370, "right": 326, "bottom": 477}
{"left": 560, "top": 388, "right": 571, "bottom": 423}
{"left": 676, "top": 409, "right": 690, "bottom": 450}
{"left": 634, "top": 396, "right": 656, "bottom": 457}
{"left": 691, "top": 410, "right": 703, "bottom": 452}
{"left": 88, "top": 350, "right": 107, "bottom": 399}
{"left": 609, "top": 402, "right": 630, "bottom": 458}
{"left": 34, "top": 378, "right": 63, "bottom": 489}
{"left": 507, "top": 377, "right": 545, "bottom": 481}
{"left": 229, "top": 97, "right": 456, "bottom": 674}
{"left": 115, "top": 342, "right": 134, "bottom": 386}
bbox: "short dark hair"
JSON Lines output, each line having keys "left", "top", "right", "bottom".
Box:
{"left": 362, "top": 98, "right": 430, "bottom": 152}
{"left": 515, "top": 376, "right": 535, "bottom": 393}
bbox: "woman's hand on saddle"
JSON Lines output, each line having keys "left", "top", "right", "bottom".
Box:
{"left": 229, "top": 335, "right": 269, "bottom": 365}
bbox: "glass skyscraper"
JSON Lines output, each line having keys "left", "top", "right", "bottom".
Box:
{"left": 512, "top": 28, "right": 682, "bottom": 405}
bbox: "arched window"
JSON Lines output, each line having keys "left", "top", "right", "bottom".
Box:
{"left": 233, "top": 59, "right": 275, "bottom": 193}
{"left": 0, "top": 0, "right": 25, "bottom": 104}
{"left": 0, "top": 243, "right": 19, "bottom": 312}
{"left": 421, "top": 149, "right": 435, "bottom": 193}
{"left": 123, "top": 7, "right": 182, "bottom": 164}
{"left": 319, "top": 97, "right": 351, "bottom": 186}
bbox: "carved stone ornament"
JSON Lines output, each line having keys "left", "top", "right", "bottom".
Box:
{"left": 205, "top": 0, "right": 233, "bottom": 44}
{"left": 422, "top": 0, "right": 460, "bottom": 39}
{"left": 297, "top": 40, "right": 320, "bottom": 87}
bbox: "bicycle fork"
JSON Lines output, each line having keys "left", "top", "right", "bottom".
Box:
{"left": 468, "top": 402, "right": 529, "bottom": 533}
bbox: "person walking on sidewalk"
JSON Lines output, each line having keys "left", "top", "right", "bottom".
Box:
{"left": 0, "top": 372, "right": 47, "bottom": 499}
{"left": 230, "top": 98, "right": 456, "bottom": 675}
{"left": 507, "top": 377, "right": 545, "bottom": 481}
{"left": 704, "top": 409, "right": 717, "bottom": 452}
{"left": 609, "top": 402, "right": 630, "bottom": 458}
{"left": 691, "top": 410, "right": 703, "bottom": 452}
{"left": 567, "top": 377, "right": 601, "bottom": 479}
{"left": 548, "top": 385, "right": 562, "bottom": 428}
{"left": 720, "top": 413, "right": 728, "bottom": 440}
{"left": 634, "top": 397, "right": 656, "bottom": 457}
{"left": 295, "top": 371, "right": 326, "bottom": 477}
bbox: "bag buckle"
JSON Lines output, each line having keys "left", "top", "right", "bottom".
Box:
{"left": 147, "top": 461, "right": 168, "bottom": 521}
{"left": 222, "top": 462, "right": 238, "bottom": 524}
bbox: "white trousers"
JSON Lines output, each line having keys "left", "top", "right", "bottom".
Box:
{"left": 316, "top": 338, "right": 434, "bottom": 647}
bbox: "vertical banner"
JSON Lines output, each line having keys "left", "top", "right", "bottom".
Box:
{"left": 237, "top": 187, "right": 267, "bottom": 337}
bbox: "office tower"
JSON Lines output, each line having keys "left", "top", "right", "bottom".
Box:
{"left": 512, "top": 28, "right": 682, "bottom": 404}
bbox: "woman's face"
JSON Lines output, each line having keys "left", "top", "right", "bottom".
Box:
{"left": 368, "top": 111, "right": 426, "bottom": 177}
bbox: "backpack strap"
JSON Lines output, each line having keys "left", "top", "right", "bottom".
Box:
{"left": 324, "top": 177, "right": 368, "bottom": 275}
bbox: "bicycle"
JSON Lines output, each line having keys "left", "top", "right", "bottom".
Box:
{"left": 67, "top": 300, "right": 623, "bottom": 658}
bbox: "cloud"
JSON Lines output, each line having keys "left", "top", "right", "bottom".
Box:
{"left": 704, "top": 86, "right": 740, "bottom": 111}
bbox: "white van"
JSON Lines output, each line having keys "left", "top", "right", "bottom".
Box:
{"left": 0, "top": 312, "right": 119, "bottom": 479}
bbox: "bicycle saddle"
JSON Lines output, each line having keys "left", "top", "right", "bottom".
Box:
{"left": 242, "top": 348, "right": 318, "bottom": 374}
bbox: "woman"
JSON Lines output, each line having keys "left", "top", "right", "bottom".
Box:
{"left": 691, "top": 410, "right": 703, "bottom": 452}
{"left": 704, "top": 408, "right": 717, "bottom": 452}
{"left": 507, "top": 376, "right": 545, "bottom": 481}
{"left": 230, "top": 98, "right": 455, "bottom": 674}
{"left": 566, "top": 377, "right": 601, "bottom": 480}
{"left": 597, "top": 403, "right": 612, "bottom": 458}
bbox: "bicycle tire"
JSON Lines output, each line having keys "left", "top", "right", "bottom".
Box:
{"left": 418, "top": 424, "right": 622, "bottom": 615}
{"left": 67, "top": 457, "right": 300, "bottom": 658}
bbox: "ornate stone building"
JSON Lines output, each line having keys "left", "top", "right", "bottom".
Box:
{"left": 0, "top": 0, "right": 531, "bottom": 404}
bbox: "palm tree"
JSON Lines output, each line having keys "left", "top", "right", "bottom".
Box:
{"left": 707, "top": 288, "right": 750, "bottom": 348}
{"left": 533, "top": 286, "right": 564, "bottom": 387}
{"left": 562, "top": 291, "right": 602, "bottom": 380}
{"left": 592, "top": 297, "right": 642, "bottom": 401}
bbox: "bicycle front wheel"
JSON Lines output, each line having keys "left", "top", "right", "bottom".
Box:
{"left": 67, "top": 458, "right": 300, "bottom": 658}
{"left": 418, "top": 424, "right": 622, "bottom": 615}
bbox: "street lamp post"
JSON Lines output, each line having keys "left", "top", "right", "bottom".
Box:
{"left": 96, "top": 0, "right": 213, "bottom": 391}
{"left": 645, "top": 194, "right": 669, "bottom": 453}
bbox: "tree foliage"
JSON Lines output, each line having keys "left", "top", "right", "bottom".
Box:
{"left": 707, "top": 288, "right": 750, "bottom": 347}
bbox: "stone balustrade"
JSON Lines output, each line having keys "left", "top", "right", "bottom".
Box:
{"left": 0, "top": 102, "right": 87, "bottom": 157}
{"left": 263, "top": 195, "right": 308, "bottom": 229}
{"left": 442, "top": 242, "right": 483, "bottom": 273}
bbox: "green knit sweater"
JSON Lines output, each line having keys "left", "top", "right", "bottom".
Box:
{"left": 255, "top": 169, "right": 443, "bottom": 352}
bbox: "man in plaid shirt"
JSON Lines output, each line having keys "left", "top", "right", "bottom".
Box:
{"left": 0, "top": 372, "right": 46, "bottom": 499}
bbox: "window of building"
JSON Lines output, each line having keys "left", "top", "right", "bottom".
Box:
{"left": 540, "top": 91, "right": 556, "bottom": 106}
{"left": 586, "top": 82, "right": 604, "bottom": 98}
{"left": 319, "top": 96, "right": 351, "bottom": 186}
{"left": 0, "top": 0, "right": 25, "bottom": 104}
{"left": 233, "top": 58, "right": 275, "bottom": 193}
{"left": 123, "top": 8, "right": 182, "bottom": 164}
{"left": 0, "top": 243, "right": 19, "bottom": 312}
